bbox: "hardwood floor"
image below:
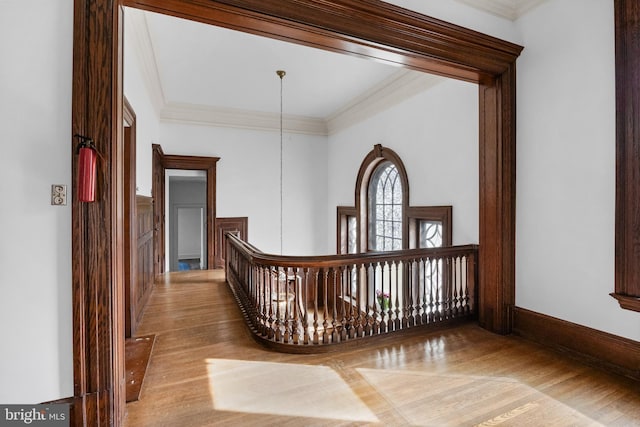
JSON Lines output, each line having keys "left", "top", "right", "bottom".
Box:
{"left": 124, "top": 270, "right": 640, "bottom": 426}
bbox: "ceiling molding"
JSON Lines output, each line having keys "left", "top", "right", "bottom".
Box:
{"left": 125, "top": 8, "right": 166, "bottom": 115}
{"left": 160, "top": 71, "right": 443, "bottom": 137}
{"left": 454, "top": 0, "right": 547, "bottom": 20}
{"left": 160, "top": 103, "right": 328, "bottom": 136}
{"left": 326, "top": 70, "right": 444, "bottom": 135}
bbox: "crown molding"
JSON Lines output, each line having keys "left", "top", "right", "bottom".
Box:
{"left": 454, "top": 0, "right": 547, "bottom": 21}
{"left": 160, "top": 103, "right": 328, "bottom": 135}
{"left": 159, "top": 71, "right": 443, "bottom": 136}
{"left": 326, "top": 70, "right": 444, "bottom": 135}
{"left": 125, "top": 8, "right": 166, "bottom": 115}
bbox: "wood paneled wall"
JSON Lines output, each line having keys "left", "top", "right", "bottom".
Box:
{"left": 130, "top": 196, "right": 154, "bottom": 336}
{"left": 215, "top": 217, "right": 248, "bottom": 268}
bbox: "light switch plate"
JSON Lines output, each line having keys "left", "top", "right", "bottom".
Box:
{"left": 51, "top": 185, "right": 67, "bottom": 206}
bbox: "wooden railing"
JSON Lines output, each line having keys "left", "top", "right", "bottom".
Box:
{"left": 225, "top": 233, "right": 478, "bottom": 352}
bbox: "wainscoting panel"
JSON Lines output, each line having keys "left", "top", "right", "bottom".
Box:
{"left": 513, "top": 307, "right": 640, "bottom": 381}
{"left": 215, "top": 217, "right": 248, "bottom": 268}
{"left": 130, "top": 196, "right": 154, "bottom": 336}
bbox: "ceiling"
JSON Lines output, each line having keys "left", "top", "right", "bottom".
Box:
{"left": 124, "top": 0, "right": 545, "bottom": 136}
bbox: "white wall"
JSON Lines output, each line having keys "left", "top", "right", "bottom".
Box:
{"left": 516, "top": 0, "right": 639, "bottom": 341}
{"left": 159, "top": 124, "right": 328, "bottom": 255}
{"left": 0, "top": 0, "right": 74, "bottom": 403}
{"left": 123, "top": 24, "right": 160, "bottom": 197}
{"left": 327, "top": 79, "right": 479, "bottom": 250}
{"left": 385, "top": 0, "right": 521, "bottom": 44}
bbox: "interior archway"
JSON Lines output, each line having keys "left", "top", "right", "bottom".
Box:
{"left": 71, "top": 1, "right": 522, "bottom": 424}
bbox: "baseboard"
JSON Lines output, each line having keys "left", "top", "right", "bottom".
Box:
{"left": 513, "top": 307, "right": 640, "bottom": 381}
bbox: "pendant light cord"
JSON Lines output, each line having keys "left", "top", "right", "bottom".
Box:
{"left": 277, "top": 70, "right": 286, "bottom": 255}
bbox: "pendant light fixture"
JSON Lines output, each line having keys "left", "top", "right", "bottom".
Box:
{"left": 277, "top": 70, "right": 286, "bottom": 255}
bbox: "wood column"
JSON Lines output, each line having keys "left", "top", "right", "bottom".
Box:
{"left": 613, "top": 0, "right": 640, "bottom": 311}
{"left": 72, "top": 0, "right": 123, "bottom": 425}
{"left": 478, "top": 65, "right": 517, "bottom": 334}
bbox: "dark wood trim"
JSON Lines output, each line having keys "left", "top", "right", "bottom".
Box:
{"left": 72, "top": 0, "right": 124, "bottom": 426}
{"left": 74, "top": 1, "right": 522, "bottom": 424}
{"left": 336, "top": 206, "right": 357, "bottom": 254}
{"left": 151, "top": 144, "right": 165, "bottom": 278}
{"left": 215, "top": 217, "right": 248, "bottom": 268}
{"left": 122, "top": 0, "right": 522, "bottom": 80}
{"left": 354, "top": 144, "right": 410, "bottom": 251}
{"left": 610, "top": 292, "right": 640, "bottom": 312}
{"left": 123, "top": 96, "right": 136, "bottom": 338}
{"left": 407, "top": 206, "right": 453, "bottom": 248}
{"left": 130, "top": 196, "right": 154, "bottom": 335}
{"left": 513, "top": 307, "right": 640, "bottom": 381}
{"left": 478, "top": 67, "right": 517, "bottom": 334}
{"left": 614, "top": 0, "right": 640, "bottom": 312}
{"left": 40, "top": 396, "right": 77, "bottom": 427}
{"left": 159, "top": 152, "right": 220, "bottom": 270}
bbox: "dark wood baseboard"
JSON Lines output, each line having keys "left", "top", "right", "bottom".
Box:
{"left": 513, "top": 307, "right": 640, "bottom": 381}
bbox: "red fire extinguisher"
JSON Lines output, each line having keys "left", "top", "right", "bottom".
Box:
{"left": 76, "top": 135, "right": 98, "bottom": 202}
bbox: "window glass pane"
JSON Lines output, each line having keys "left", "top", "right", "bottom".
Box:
{"left": 369, "top": 161, "right": 403, "bottom": 251}
{"left": 419, "top": 220, "right": 443, "bottom": 248}
{"left": 347, "top": 216, "right": 357, "bottom": 254}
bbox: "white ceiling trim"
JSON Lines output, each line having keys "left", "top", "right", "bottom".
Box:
{"left": 160, "top": 103, "right": 328, "bottom": 136}
{"left": 454, "top": 0, "right": 547, "bottom": 20}
{"left": 327, "top": 70, "right": 444, "bottom": 135}
{"left": 125, "top": 8, "right": 166, "bottom": 115}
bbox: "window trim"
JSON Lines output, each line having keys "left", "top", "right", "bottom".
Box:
{"left": 408, "top": 206, "right": 452, "bottom": 249}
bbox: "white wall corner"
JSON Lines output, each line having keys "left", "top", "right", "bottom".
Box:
{"left": 326, "top": 70, "right": 444, "bottom": 135}
{"left": 125, "top": 8, "right": 166, "bottom": 115}
{"left": 160, "top": 102, "right": 328, "bottom": 136}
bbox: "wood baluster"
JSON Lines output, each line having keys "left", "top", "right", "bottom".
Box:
{"left": 331, "top": 268, "right": 339, "bottom": 343}
{"left": 283, "top": 268, "right": 291, "bottom": 343}
{"left": 393, "top": 260, "right": 401, "bottom": 331}
{"left": 428, "top": 257, "right": 435, "bottom": 323}
{"left": 260, "top": 266, "right": 268, "bottom": 336}
{"left": 383, "top": 261, "right": 389, "bottom": 330}
{"left": 444, "top": 256, "right": 451, "bottom": 319}
{"left": 405, "top": 259, "right": 413, "bottom": 328}
{"left": 267, "top": 268, "right": 275, "bottom": 339}
{"left": 454, "top": 256, "right": 461, "bottom": 317}
{"left": 302, "top": 267, "right": 310, "bottom": 345}
{"left": 344, "top": 265, "right": 352, "bottom": 340}
{"left": 349, "top": 264, "right": 357, "bottom": 339}
{"left": 312, "top": 268, "right": 320, "bottom": 345}
{"left": 420, "top": 257, "right": 427, "bottom": 325}
{"left": 338, "top": 266, "right": 347, "bottom": 342}
{"left": 468, "top": 253, "right": 477, "bottom": 315}
{"left": 321, "top": 268, "right": 330, "bottom": 344}
{"left": 374, "top": 262, "right": 384, "bottom": 335}
{"left": 355, "top": 264, "right": 364, "bottom": 337}
{"left": 292, "top": 267, "right": 300, "bottom": 345}
{"left": 365, "top": 263, "right": 375, "bottom": 336}
{"left": 274, "top": 267, "right": 283, "bottom": 342}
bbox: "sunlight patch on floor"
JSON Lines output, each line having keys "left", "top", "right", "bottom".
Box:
{"left": 357, "top": 369, "right": 603, "bottom": 427}
{"left": 206, "top": 359, "right": 379, "bottom": 423}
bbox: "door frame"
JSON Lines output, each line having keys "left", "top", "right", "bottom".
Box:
{"left": 72, "top": 0, "right": 522, "bottom": 425}
{"left": 152, "top": 144, "right": 219, "bottom": 274}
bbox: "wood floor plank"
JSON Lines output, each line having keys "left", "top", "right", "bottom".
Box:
{"left": 124, "top": 270, "right": 640, "bottom": 426}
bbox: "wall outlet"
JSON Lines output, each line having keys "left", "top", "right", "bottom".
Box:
{"left": 51, "top": 185, "right": 67, "bottom": 206}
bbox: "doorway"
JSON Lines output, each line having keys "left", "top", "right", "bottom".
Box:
{"left": 166, "top": 170, "right": 207, "bottom": 271}
{"left": 151, "top": 144, "right": 220, "bottom": 275}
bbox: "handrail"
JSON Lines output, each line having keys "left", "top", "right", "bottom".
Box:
{"left": 225, "top": 232, "right": 478, "bottom": 352}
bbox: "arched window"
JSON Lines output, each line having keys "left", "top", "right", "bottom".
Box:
{"left": 337, "top": 144, "right": 452, "bottom": 255}
{"left": 368, "top": 161, "right": 403, "bottom": 251}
